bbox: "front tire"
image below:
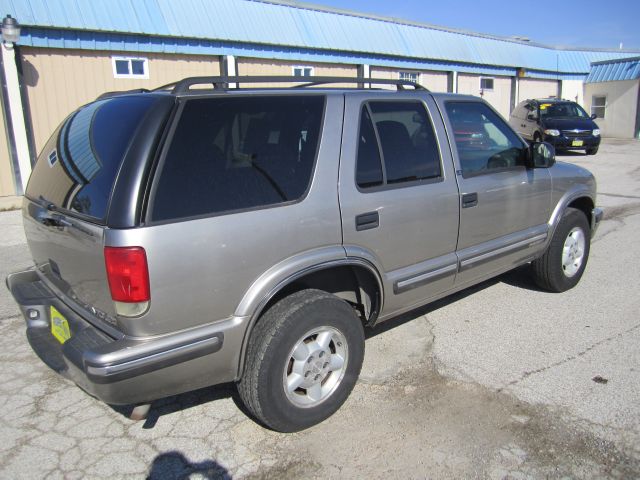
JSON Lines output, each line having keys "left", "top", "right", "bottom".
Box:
{"left": 586, "top": 146, "right": 599, "bottom": 155}
{"left": 532, "top": 207, "right": 591, "bottom": 292}
{"left": 238, "top": 289, "right": 365, "bottom": 432}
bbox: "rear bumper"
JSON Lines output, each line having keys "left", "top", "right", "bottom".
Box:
{"left": 6, "top": 269, "right": 247, "bottom": 405}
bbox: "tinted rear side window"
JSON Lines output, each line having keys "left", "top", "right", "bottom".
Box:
{"left": 150, "top": 95, "right": 324, "bottom": 222}
{"left": 356, "top": 101, "right": 441, "bottom": 189}
{"left": 26, "top": 95, "right": 159, "bottom": 221}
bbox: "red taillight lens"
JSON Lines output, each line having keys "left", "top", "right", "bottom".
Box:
{"left": 104, "top": 247, "right": 150, "bottom": 303}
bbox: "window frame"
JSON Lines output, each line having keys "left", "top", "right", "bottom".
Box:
{"left": 479, "top": 77, "right": 495, "bottom": 92}
{"left": 292, "top": 66, "right": 314, "bottom": 77}
{"left": 591, "top": 95, "right": 606, "bottom": 119}
{"left": 354, "top": 99, "right": 444, "bottom": 194}
{"left": 111, "top": 56, "right": 149, "bottom": 79}
{"left": 444, "top": 99, "right": 528, "bottom": 179}
{"left": 145, "top": 94, "right": 327, "bottom": 226}
{"left": 398, "top": 71, "right": 421, "bottom": 84}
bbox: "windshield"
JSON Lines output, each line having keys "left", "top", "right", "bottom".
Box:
{"left": 539, "top": 102, "right": 589, "bottom": 119}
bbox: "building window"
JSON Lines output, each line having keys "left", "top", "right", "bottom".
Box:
{"left": 399, "top": 71, "right": 420, "bottom": 83}
{"left": 480, "top": 77, "right": 494, "bottom": 91}
{"left": 591, "top": 95, "right": 606, "bottom": 119}
{"left": 293, "top": 66, "right": 314, "bottom": 77}
{"left": 112, "top": 56, "right": 149, "bottom": 79}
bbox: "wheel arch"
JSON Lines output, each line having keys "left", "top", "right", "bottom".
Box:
{"left": 235, "top": 257, "right": 384, "bottom": 379}
{"left": 548, "top": 189, "right": 595, "bottom": 241}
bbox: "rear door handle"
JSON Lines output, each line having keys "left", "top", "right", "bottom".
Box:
{"left": 462, "top": 193, "right": 478, "bottom": 208}
{"left": 355, "top": 211, "right": 379, "bottom": 231}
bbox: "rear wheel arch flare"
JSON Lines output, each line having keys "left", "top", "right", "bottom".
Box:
{"left": 237, "top": 261, "right": 383, "bottom": 378}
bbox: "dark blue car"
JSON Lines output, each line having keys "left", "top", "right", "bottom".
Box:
{"left": 510, "top": 98, "right": 601, "bottom": 155}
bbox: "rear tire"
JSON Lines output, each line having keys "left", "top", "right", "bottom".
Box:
{"left": 238, "top": 289, "right": 365, "bottom": 432}
{"left": 532, "top": 207, "right": 591, "bottom": 292}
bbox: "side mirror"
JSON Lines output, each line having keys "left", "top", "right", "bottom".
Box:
{"left": 590, "top": 113, "right": 598, "bottom": 120}
{"left": 526, "top": 113, "right": 537, "bottom": 121}
{"left": 530, "top": 141, "right": 555, "bottom": 168}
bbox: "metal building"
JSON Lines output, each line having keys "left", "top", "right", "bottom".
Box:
{"left": 585, "top": 57, "right": 640, "bottom": 139}
{"left": 0, "top": 0, "right": 638, "bottom": 205}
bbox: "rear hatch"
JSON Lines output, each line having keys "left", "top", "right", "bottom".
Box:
{"left": 23, "top": 94, "right": 172, "bottom": 331}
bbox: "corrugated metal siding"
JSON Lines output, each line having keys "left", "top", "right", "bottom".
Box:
{"left": 1, "top": 0, "right": 637, "bottom": 74}
{"left": 22, "top": 47, "right": 220, "bottom": 152}
{"left": 586, "top": 58, "right": 640, "bottom": 83}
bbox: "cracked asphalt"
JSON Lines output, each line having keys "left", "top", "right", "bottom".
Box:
{"left": 1, "top": 139, "right": 639, "bottom": 479}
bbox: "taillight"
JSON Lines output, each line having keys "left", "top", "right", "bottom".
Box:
{"left": 104, "top": 246, "right": 150, "bottom": 310}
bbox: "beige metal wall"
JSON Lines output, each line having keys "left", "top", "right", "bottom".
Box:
{"left": 21, "top": 47, "right": 220, "bottom": 154}
{"left": 0, "top": 109, "right": 15, "bottom": 197}
{"left": 370, "top": 67, "right": 448, "bottom": 91}
{"left": 457, "top": 74, "right": 512, "bottom": 118}
{"left": 237, "top": 58, "right": 357, "bottom": 87}
{"left": 518, "top": 78, "right": 559, "bottom": 103}
{"left": 560, "top": 79, "right": 585, "bottom": 106}
{"left": 585, "top": 80, "right": 640, "bottom": 138}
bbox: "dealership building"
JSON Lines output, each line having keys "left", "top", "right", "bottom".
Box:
{"left": 0, "top": 0, "right": 638, "bottom": 206}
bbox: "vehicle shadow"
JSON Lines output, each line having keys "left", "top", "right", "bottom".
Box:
{"left": 556, "top": 150, "right": 587, "bottom": 157}
{"left": 365, "top": 264, "right": 544, "bottom": 340}
{"left": 112, "top": 382, "right": 240, "bottom": 429}
{"left": 114, "top": 265, "right": 544, "bottom": 426}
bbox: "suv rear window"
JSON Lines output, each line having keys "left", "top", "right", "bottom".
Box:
{"left": 149, "top": 95, "right": 324, "bottom": 222}
{"left": 26, "top": 95, "right": 160, "bottom": 221}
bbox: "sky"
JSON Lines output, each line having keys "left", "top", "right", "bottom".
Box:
{"left": 307, "top": 0, "right": 640, "bottom": 50}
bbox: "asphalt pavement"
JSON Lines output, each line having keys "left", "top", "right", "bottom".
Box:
{"left": 0, "top": 139, "right": 638, "bottom": 479}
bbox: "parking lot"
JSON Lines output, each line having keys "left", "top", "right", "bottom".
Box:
{"left": 1, "top": 138, "right": 639, "bottom": 479}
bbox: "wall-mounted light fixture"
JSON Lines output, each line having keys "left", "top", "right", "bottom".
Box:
{"left": 1, "top": 14, "right": 21, "bottom": 46}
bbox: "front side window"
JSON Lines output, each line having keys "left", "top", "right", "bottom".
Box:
{"left": 356, "top": 101, "right": 442, "bottom": 189}
{"left": 591, "top": 96, "right": 606, "bottom": 119}
{"left": 150, "top": 95, "right": 324, "bottom": 222}
{"left": 445, "top": 101, "right": 526, "bottom": 177}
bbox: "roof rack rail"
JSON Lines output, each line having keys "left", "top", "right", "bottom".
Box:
{"left": 160, "top": 76, "right": 428, "bottom": 94}
{"left": 96, "top": 88, "right": 151, "bottom": 100}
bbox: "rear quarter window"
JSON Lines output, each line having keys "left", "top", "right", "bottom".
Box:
{"left": 26, "top": 95, "right": 160, "bottom": 221}
{"left": 149, "top": 95, "right": 325, "bottom": 222}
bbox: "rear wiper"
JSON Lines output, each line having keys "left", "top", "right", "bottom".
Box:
{"left": 36, "top": 195, "right": 57, "bottom": 211}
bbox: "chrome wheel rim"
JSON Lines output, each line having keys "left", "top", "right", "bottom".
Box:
{"left": 282, "top": 326, "right": 348, "bottom": 408}
{"left": 562, "top": 226, "right": 586, "bottom": 278}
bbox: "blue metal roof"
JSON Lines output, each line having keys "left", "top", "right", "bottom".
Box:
{"left": 586, "top": 57, "right": 640, "bottom": 83}
{"left": 1, "top": 0, "right": 638, "bottom": 75}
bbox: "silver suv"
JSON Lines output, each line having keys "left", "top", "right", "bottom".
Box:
{"left": 7, "top": 77, "right": 602, "bottom": 432}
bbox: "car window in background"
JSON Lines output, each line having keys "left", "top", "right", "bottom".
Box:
{"left": 446, "top": 101, "right": 525, "bottom": 177}
{"left": 540, "top": 102, "right": 589, "bottom": 118}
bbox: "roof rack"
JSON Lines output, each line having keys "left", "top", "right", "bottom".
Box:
{"left": 156, "top": 76, "right": 428, "bottom": 94}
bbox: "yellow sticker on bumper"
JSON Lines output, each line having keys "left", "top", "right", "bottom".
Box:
{"left": 50, "top": 306, "right": 71, "bottom": 344}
